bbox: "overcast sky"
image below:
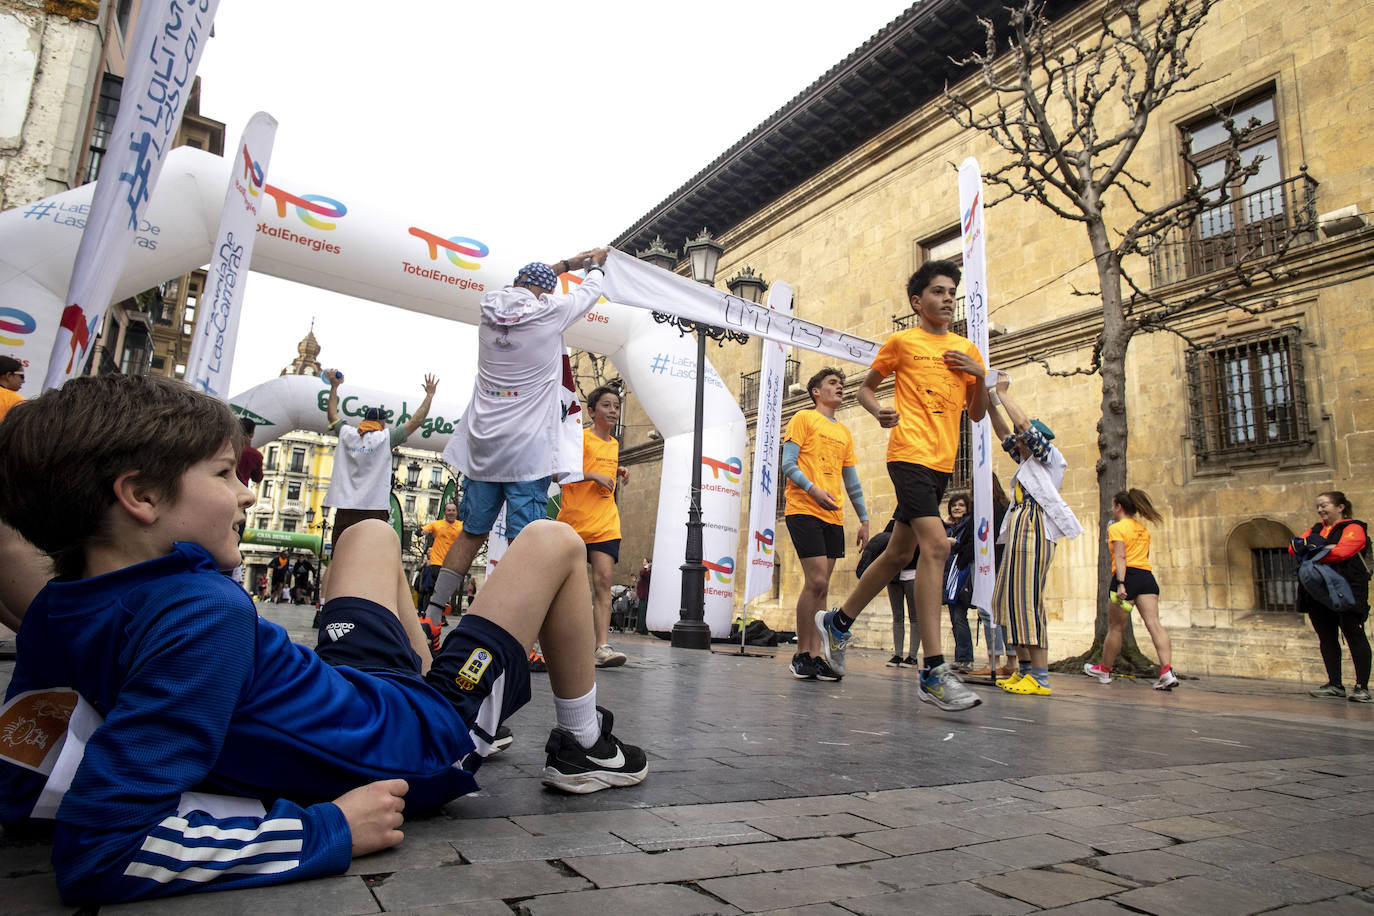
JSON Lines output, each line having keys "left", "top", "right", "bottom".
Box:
{"left": 197, "top": 1, "right": 910, "bottom": 400}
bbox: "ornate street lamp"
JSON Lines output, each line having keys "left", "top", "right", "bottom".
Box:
{"left": 636, "top": 235, "right": 679, "bottom": 272}
{"left": 645, "top": 229, "right": 750, "bottom": 650}
{"left": 726, "top": 265, "right": 768, "bottom": 305}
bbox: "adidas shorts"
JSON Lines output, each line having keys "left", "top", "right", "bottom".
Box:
{"left": 425, "top": 615, "right": 532, "bottom": 759}
{"left": 316, "top": 596, "right": 426, "bottom": 674}
{"left": 316, "top": 599, "right": 532, "bottom": 760}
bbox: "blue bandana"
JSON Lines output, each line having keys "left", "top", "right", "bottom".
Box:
{"left": 515, "top": 262, "right": 558, "bottom": 291}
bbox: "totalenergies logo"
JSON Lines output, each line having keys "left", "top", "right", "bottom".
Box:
{"left": 702, "top": 455, "right": 742, "bottom": 483}
{"left": 703, "top": 557, "right": 734, "bottom": 584}
{"left": 240, "top": 144, "right": 266, "bottom": 199}
{"left": 753, "top": 528, "right": 774, "bottom": 556}
{"left": 408, "top": 227, "right": 489, "bottom": 271}
{"left": 962, "top": 190, "right": 981, "bottom": 248}
{"left": 0, "top": 306, "right": 36, "bottom": 347}
{"left": 264, "top": 183, "right": 347, "bottom": 230}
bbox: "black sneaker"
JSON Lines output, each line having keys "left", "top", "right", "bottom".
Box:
{"left": 790, "top": 652, "right": 818, "bottom": 679}
{"left": 488, "top": 725, "right": 514, "bottom": 755}
{"left": 902, "top": 655, "right": 920, "bottom": 667}
{"left": 542, "top": 707, "right": 648, "bottom": 794}
{"left": 886, "top": 655, "right": 903, "bottom": 667}
{"left": 812, "top": 655, "right": 842, "bottom": 682}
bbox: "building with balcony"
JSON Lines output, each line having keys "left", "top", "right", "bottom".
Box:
{"left": 600, "top": 0, "right": 1374, "bottom": 682}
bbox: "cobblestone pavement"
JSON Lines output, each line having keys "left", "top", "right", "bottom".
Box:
{"left": 5, "top": 604, "right": 1374, "bottom": 914}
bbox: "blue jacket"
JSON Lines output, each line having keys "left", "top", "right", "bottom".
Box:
{"left": 1, "top": 543, "right": 477, "bottom": 904}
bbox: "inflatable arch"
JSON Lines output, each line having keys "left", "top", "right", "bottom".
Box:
{"left": 0, "top": 146, "right": 746, "bottom": 636}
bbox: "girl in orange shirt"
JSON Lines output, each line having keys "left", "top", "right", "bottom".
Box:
{"left": 1084, "top": 488, "right": 1177, "bottom": 690}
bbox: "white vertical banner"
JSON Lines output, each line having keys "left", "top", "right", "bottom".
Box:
{"left": 43, "top": 0, "right": 222, "bottom": 390}
{"left": 958, "top": 158, "right": 996, "bottom": 611}
{"left": 185, "top": 112, "right": 278, "bottom": 398}
{"left": 743, "top": 282, "right": 793, "bottom": 606}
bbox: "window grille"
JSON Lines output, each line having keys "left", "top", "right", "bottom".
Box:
{"left": 1252, "top": 547, "right": 1298, "bottom": 611}
{"left": 1186, "top": 327, "right": 1311, "bottom": 460}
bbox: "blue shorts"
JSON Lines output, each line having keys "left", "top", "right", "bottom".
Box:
{"left": 460, "top": 476, "right": 553, "bottom": 540}
{"left": 587, "top": 539, "right": 621, "bottom": 563}
{"left": 315, "top": 598, "right": 531, "bottom": 759}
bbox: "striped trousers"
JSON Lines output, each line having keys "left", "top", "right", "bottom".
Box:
{"left": 993, "top": 500, "right": 1055, "bottom": 649}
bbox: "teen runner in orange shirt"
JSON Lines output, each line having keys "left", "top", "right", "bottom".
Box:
{"left": 816, "top": 259, "right": 987, "bottom": 712}
{"left": 1083, "top": 488, "right": 1177, "bottom": 689}
{"left": 782, "top": 367, "right": 869, "bottom": 681}
{"left": 557, "top": 386, "right": 630, "bottom": 668}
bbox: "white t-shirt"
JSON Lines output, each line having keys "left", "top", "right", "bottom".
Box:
{"left": 324, "top": 426, "right": 399, "bottom": 510}
{"left": 444, "top": 271, "right": 604, "bottom": 482}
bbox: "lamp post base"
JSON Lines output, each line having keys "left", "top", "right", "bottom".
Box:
{"left": 670, "top": 618, "right": 712, "bottom": 650}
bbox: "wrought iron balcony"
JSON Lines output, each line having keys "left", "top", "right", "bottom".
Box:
{"left": 1147, "top": 173, "right": 1319, "bottom": 288}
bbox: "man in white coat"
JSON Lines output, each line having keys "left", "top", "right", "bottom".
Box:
{"left": 423, "top": 248, "right": 608, "bottom": 622}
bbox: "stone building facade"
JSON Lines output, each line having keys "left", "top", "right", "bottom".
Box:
{"left": 599, "top": 0, "right": 1373, "bottom": 683}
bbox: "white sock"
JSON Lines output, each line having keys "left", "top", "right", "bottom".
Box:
{"left": 428, "top": 568, "right": 462, "bottom": 614}
{"left": 553, "top": 685, "right": 601, "bottom": 749}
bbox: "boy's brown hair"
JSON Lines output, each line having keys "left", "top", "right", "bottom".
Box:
{"left": 0, "top": 374, "right": 239, "bottom": 578}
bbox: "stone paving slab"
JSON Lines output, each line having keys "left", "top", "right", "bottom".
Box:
{"left": 563, "top": 845, "right": 761, "bottom": 888}
{"left": 1107, "top": 873, "right": 1279, "bottom": 915}
{"left": 842, "top": 881, "right": 1037, "bottom": 914}
{"left": 612, "top": 821, "right": 775, "bottom": 851}
{"left": 523, "top": 882, "right": 743, "bottom": 916}
{"left": 977, "top": 867, "right": 1125, "bottom": 908}
{"left": 1279, "top": 851, "right": 1374, "bottom": 887}
{"left": 697, "top": 863, "right": 892, "bottom": 911}
{"left": 369, "top": 860, "right": 587, "bottom": 910}
{"left": 101, "top": 876, "right": 380, "bottom": 915}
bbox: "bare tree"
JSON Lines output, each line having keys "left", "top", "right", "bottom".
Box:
{"left": 944, "top": 0, "right": 1312, "bottom": 670}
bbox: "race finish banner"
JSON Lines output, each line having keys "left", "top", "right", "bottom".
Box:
{"left": 602, "top": 249, "right": 879, "bottom": 367}
{"left": 743, "top": 282, "right": 793, "bottom": 606}
{"left": 43, "top": 0, "right": 222, "bottom": 390}
{"left": 958, "top": 157, "right": 996, "bottom": 611}
{"left": 185, "top": 112, "right": 278, "bottom": 399}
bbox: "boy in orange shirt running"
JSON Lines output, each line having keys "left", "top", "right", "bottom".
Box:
{"left": 815, "top": 260, "right": 988, "bottom": 712}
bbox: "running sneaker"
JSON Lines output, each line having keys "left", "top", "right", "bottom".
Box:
{"left": 1153, "top": 669, "right": 1179, "bottom": 691}
{"left": 542, "top": 707, "right": 648, "bottom": 794}
{"left": 528, "top": 648, "right": 548, "bottom": 672}
{"left": 917, "top": 662, "right": 982, "bottom": 711}
{"left": 790, "top": 652, "right": 818, "bottom": 679}
{"left": 885, "top": 655, "right": 903, "bottom": 667}
{"left": 1349, "top": 687, "right": 1372, "bottom": 704}
{"left": 1310, "top": 683, "right": 1346, "bottom": 698}
{"left": 811, "top": 655, "right": 842, "bottom": 682}
{"left": 1004, "top": 675, "right": 1052, "bottom": 696}
{"left": 594, "top": 644, "right": 628, "bottom": 668}
{"left": 814, "top": 609, "right": 851, "bottom": 677}
{"left": 996, "top": 671, "right": 1024, "bottom": 689}
{"left": 486, "top": 725, "right": 514, "bottom": 755}
{"left": 1083, "top": 663, "right": 1112, "bottom": 684}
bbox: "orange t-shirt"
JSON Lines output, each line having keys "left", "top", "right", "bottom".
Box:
{"left": 783, "top": 409, "right": 857, "bottom": 525}
{"left": 870, "top": 327, "right": 983, "bottom": 472}
{"left": 422, "top": 519, "right": 463, "bottom": 566}
{"left": 0, "top": 387, "right": 24, "bottom": 423}
{"left": 557, "top": 429, "right": 621, "bottom": 544}
{"left": 1107, "top": 517, "right": 1152, "bottom": 574}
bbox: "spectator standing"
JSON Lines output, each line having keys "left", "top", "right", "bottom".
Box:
{"left": 783, "top": 367, "right": 869, "bottom": 681}
{"left": 236, "top": 417, "right": 264, "bottom": 488}
{"left": 557, "top": 386, "right": 631, "bottom": 668}
{"left": 1291, "top": 491, "right": 1372, "bottom": 702}
{"left": 943, "top": 493, "right": 975, "bottom": 671}
{"left": 855, "top": 522, "right": 919, "bottom": 668}
{"left": 987, "top": 373, "right": 1082, "bottom": 696}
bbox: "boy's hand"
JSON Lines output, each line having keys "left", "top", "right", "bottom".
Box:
{"left": 996, "top": 372, "right": 1011, "bottom": 393}
{"left": 422, "top": 374, "right": 439, "bottom": 397}
{"left": 856, "top": 519, "right": 870, "bottom": 550}
{"left": 808, "top": 485, "right": 840, "bottom": 511}
{"left": 943, "top": 350, "right": 985, "bottom": 378}
{"left": 336, "top": 779, "right": 408, "bottom": 857}
{"left": 616, "top": 465, "right": 630, "bottom": 483}
{"left": 874, "top": 406, "right": 900, "bottom": 428}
